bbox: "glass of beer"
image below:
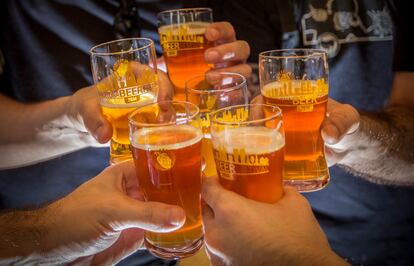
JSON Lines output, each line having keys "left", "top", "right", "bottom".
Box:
{"left": 210, "top": 104, "right": 285, "bottom": 203}
{"left": 90, "top": 38, "right": 158, "bottom": 164}
{"left": 158, "top": 8, "right": 213, "bottom": 101}
{"left": 186, "top": 72, "right": 250, "bottom": 177}
{"left": 259, "top": 49, "right": 329, "bottom": 192}
{"left": 129, "top": 101, "right": 203, "bottom": 259}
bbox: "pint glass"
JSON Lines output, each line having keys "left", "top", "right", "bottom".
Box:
{"left": 158, "top": 8, "right": 213, "bottom": 101}
{"left": 186, "top": 72, "right": 249, "bottom": 177}
{"left": 90, "top": 38, "right": 158, "bottom": 164}
{"left": 210, "top": 104, "right": 285, "bottom": 203}
{"left": 129, "top": 101, "right": 203, "bottom": 259}
{"left": 259, "top": 49, "right": 329, "bottom": 191}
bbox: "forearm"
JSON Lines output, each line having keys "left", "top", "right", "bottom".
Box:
{"left": 0, "top": 204, "right": 62, "bottom": 264}
{"left": 0, "top": 94, "right": 70, "bottom": 143}
{"left": 338, "top": 105, "right": 414, "bottom": 186}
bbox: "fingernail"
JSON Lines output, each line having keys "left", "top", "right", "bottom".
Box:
{"left": 321, "top": 125, "right": 339, "bottom": 145}
{"left": 222, "top": 52, "right": 235, "bottom": 61}
{"left": 205, "top": 50, "right": 220, "bottom": 62}
{"left": 168, "top": 207, "right": 186, "bottom": 227}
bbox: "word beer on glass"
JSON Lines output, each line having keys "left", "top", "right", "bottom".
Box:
{"left": 90, "top": 38, "right": 158, "bottom": 164}
{"left": 186, "top": 72, "right": 249, "bottom": 177}
{"left": 158, "top": 8, "right": 213, "bottom": 100}
{"left": 210, "top": 104, "right": 285, "bottom": 203}
{"left": 259, "top": 49, "right": 329, "bottom": 191}
{"left": 129, "top": 101, "right": 203, "bottom": 259}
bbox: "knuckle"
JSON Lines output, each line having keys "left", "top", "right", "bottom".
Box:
{"left": 240, "top": 40, "right": 250, "bottom": 56}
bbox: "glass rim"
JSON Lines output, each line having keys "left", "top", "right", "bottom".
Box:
{"left": 185, "top": 72, "right": 247, "bottom": 95}
{"left": 89, "top": 37, "right": 154, "bottom": 56}
{"left": 259, "top": 48, "right": 327, "bottom": 59}
{"left": 128, "top": 100, "right": 200, "bottom": 127}
{"left": 157, "top": 7, "right": 213, "bottom": 17}
{"left": 210, "top": 104, "right": 282, "bottom": 126}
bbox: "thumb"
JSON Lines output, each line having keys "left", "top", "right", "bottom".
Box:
{"left": 321, "top": 99, "right": 360, "bottom": 145}
{"left": 82, "top": 98, "right": 113, "bottom": 143}
{"left": 111, "top": 198, "right": 186, "bottom": 233}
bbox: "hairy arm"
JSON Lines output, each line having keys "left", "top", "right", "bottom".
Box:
{"left": 0, "top": 204, "right": 61, "bottom": 265}
{"left": 326, "top": 72, "right": 414, "bottom": 186}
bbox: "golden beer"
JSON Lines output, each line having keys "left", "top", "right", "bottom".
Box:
{"left": 259, "top": 49, "right": 329, "bottom": 191}
{"left": 262, "top": 79, "right": 329, "bottom": 189}
{"left": 212, "top": 127, "right": 284, "bottom": 203}
{"left": 185, "top": 73, "right": 249, "bottom": 177}
{"left": 90, "top": 38, "right": 159, "bottom": 164}
{"left": 131, "top": 125, "right": 203, "bottom": 259}
{"left": 158, "top": 8, "right": 213, "bottom": 101}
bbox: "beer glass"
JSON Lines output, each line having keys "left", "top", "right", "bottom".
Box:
{"left": 90, "top": 38, "right": 158, "bottom": 164}
{"left": 129, "top": 101, "right": 203, "bottom": 259}
{"left": 259, "top": 49, "right": 329, "bottom": 192}
{"left": 210, "top": 104, "right": 285, "bottom": 203}
{"left": 186, "top": 72, "right": 249, "bottom": 177}
{"left": 158, "top": 8, "right": 213, "bottom": 101}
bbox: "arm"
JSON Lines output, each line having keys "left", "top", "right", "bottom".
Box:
{"left": 0, "top": 94, "right": 70, "bottom": 143}
{"left": 0, "top": 84, "right": 113, "bottom": 145}
{"left": 323, "top": 72, "right": 414, "bottom": 186}
{"left": 0, "top": 161, "right": 185, "bottom": 265}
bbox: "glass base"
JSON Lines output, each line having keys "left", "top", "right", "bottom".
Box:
{"left": 283, "top": 177, "right": 329, "bottom": 192}
{"left": 145, "top": 236, "right": 204, "bottom": 260}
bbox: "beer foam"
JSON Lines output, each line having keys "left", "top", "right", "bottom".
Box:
{"left": 158, "top": 22, "right": 210, "bottom": 35}
{"left": 131, "top": 124, "right": 203, "bottom": 151}
{"left": 212, "top": 127, "right": 284, "bottom": 154}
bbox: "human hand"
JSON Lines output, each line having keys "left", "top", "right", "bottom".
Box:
{"left": 202, "top": 176, "right": 346, "bottom": 266}
{"left": 205, "top": 22, "right": 251, "bottom": 78}
{"left": 321, "top": 99, "right": 360, "bottom": 166}
{"left": 65, "top": 64, "right": 174, "bottom": 144}
{"left": 43, "top": 160, "right": 185, "bottom": 265}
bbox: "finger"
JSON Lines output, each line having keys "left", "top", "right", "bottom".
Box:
{"left": 205, "top": 22, "right": 236, "bottom": 43}
{"left": 113, "top": 199, "right": 186, "bottom": 232}
{"left": 205, "top": 249, "right": 227, "bottom": 266}
{"left": 282, "top": 186, "right": 302, "bottom": 198}
{"left": 207, "top": 64, "right": 252, "bottom": 79}
{"left": 205, "top": 41, "right": 250, "bottom": 64}
{"left": 325, "top": 146, "right": 348, "bottom": 167}
{"left": 201, "top": 175, "right": 228, "bottom": 210}
{"left": 101, "top": 160, "right": 142, "bottom": 200}
{"left": 90, "top": 228, "right": 145, "bottom": 265}
{"left": 279, "top": 186, "right": 311, "bottom": 210}
{"left": 157, "top": 70, "right": 174, "bottom": 102}
{"left": 251, "top": 95, "right": 264, "bottom": 104}
{"left": 321, "top": 99, "right": 360, "bottom": 145}
{"left": 81, "top": 94, "right": 113, "bottom": 144}
{"left": 202, "top": 202, "right": 215, "bottom": 225}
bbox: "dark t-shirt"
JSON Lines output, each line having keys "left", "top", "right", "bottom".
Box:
{"left": 215, "top": 0, "right": 414, "bottom": 265}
